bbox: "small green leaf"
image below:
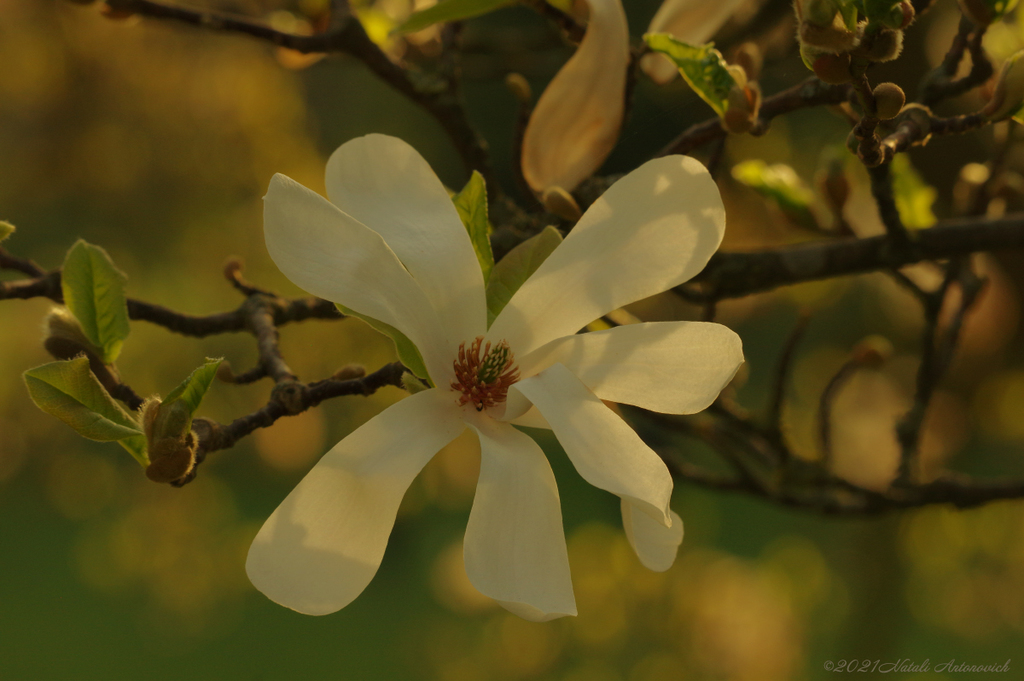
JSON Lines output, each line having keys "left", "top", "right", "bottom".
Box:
{"left": 453, "top": 171, "right": 494, "bottom": 281}
{"left": 164, "top": 358, "right": 223, "bottom": 417}
{"left": 863, "top": 0, "right": 899, "bottom": 21}
{"left": 732, "top": 160, "right": 817, "bottom": 228}
{"left": 336, "top": 304, "right": 431, "bottom": 383}
{"left": 890, "top": 154, "right": 937, "bottom": 230}
{"left": 643, "top": 34, "right": 738, "bottom": 117}
{"left": 397, "top": 0, "right": 513, "bottom": 33}
{"left": 0, "top": 221, "right": 13, "bottom": 243}
{"left": 486, "top": 226, "right": 563, "bottom": 326}
{"left": 61, "top": 240, "right": 131, "bottom": 365}
{"left": 24, "top": 357, "right": 147, "bottom": 466}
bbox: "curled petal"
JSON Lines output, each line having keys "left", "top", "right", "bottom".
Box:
{"left": 325, "top": 134, "right": 487, "bottom": 347}
{"left": 642, "top": 0, "right": 750, "bottom": 84}
{"left": 246, "top": 388, "right": 464, "bottom": 615}
{"left": 518, "top": 321, "right": 743, "bottom": 414}
{"left": 464, "top": 417, "right": 576, "bottom": 621}
{"left": 622, "top": 499, "right": 684, "bottom": 571}
{"left": 512, "top": 363, "right": 673, "bottom": 525}
{"left": 489, "top": 155, "right": 725, "bottom": 357}
{"left": 521, "top": 0, "right": 629, "bottom": 194}
{"left": 263, "top": 174, "right": 450, "bottom": 380}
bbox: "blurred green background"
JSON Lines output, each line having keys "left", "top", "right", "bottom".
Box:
{"left": 3, "top": 0, "right": 1024, "bottom": 678}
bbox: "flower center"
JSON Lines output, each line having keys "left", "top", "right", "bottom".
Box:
{"left": 451, "top": 336, "right": 520, "bottom": 412}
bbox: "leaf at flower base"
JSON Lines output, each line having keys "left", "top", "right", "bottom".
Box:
{"left": 732, "top": 160, "right": 817, "bottom": 228}
{"left": 164, "top": 358, "right": 224, "bottom": 417}
{"left": 23, "top": 357, "right": 148, "bottom": 466}
{"left": 336, "top": 303, "right": 431, "bottom": 383}
{"left": 890, "top": 154, "right": 937, "bottom": 230}
{"left": 0, "top": 221, "right": 13, "bottom": 243}
{"left": 643, "top": 34, "right": 738, "bottom": 117}
{"left": 453, "top": 171, "right": 494, "bottom": 281}
{"left": 486, "top": 226, "right": 563, "bottom": 326}
{"left": 61, "top": 240, "right": 131, "bottom": 365}
{"left": 397, "top": 0, "right": 513, "bottom": 33}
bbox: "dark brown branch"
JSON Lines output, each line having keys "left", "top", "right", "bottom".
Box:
{"left": 105, "top": 0, "right": 492, "bottom": 186}
{"left": 0, "top": 248, "right": 45, "bottom": 278}
{"left": 918, "top": 18, "right": 992, "bottom": 107}
{"left": 681, "top": 213, "right": 1024, "bottom": 302}
{"left": 0, "top": 264, "right": 342, "bottom": 335}
{"left": 658, "top": 78, "right": 853, "bottom": 157}
{"left": 181, "top": 362, "right": 406, "bottom": 486}
{"left": 522, "top": 0, "right": 585, "bottom": 43}
{"left": 242, "top": 296, "right": 297, "bottom": 383}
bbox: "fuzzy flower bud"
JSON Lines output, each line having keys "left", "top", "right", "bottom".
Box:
{"left": 872, "top": 82, "right": 906, "bottom": 120}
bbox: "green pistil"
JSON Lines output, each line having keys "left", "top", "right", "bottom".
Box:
{"left": 477, "top": 342, "right": 512, "bottom": 384}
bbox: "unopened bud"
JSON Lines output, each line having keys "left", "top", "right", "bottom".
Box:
{"left": 216, "top": 360, "right": 236, "bottom": 383}
{"left": 811, "top": 51, "right": 854, "bottom": 84}
{"left": 145, "top": 432, "right": 197, "bottom": 483}
{"left": 722, "top": 83, "right": 761, "bottom": 134}
{"left": 872, "top": 82, "right": 906, "bottom": 119}
{"left": 983, "top": 51, "right": 1024, "bottom": 121}
{"left": 43, "top": 307, "right": 100, "bottom": 359}
{"left": 505, "top": 73, "right": 532, "bottom": 104}
{"left": 332, "top": 364, "right": 366, "bottom": 381}
{"left": 852, "top": 335, "right": 894, "bottom": 367}
{"left": 731, "top": 42, "right": 763, "bottom": 82}
{"left": 799, "top": 9, "right": 860, "bottom": 53}
{"left": 541, "top": 186, "right": 583, "bottom": 222}
{"left": 854, "top": 27, "right": 904, "bottom": 62}
{"left": 223, "top": 256, "right": 244, "bottom": 283}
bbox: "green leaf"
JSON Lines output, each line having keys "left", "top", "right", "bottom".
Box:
{"left": 164, "top": 358, "right": 223, "bottom": 417}
{"left": 486, "top": 226, "right": 563, "bottom": 326}
{"left": 397, "top": 0, "right": 513, "bottom": 33}
{"left": 453, "top": 171, "right": 494, "bottom": 281}
{"left": 61, "top": 240, "right": 131, "bottom": 365}
{"left": 863, "top": 0, "right": 899, "bottom": 21}
{"left": 336, "top": 304, "right": 431, "bottom": 383}
{"left": 0, "top": 221, "right": 13, "bottom": 243}
{"left": 890, "top": 154, "right": 937, "bottom": 230}
{"left": 23, "top": 357, "right": 147, "bottom": 466}
{"left": 731, "top": 160, "right": 816, "bottom": 225}
{"left": 643, "top": 34, "right": 738, "bottom": 117}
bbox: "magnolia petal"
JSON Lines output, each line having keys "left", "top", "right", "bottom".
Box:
{"left": 622, "top": 499, "right": 684, "bottom": 572}
{"left": 512, "top": 363, "right": 673, "bottom": 525}
{"left": 489, "top": 155, "right": 725, "bottom": 357}
{"left": 325, "top": 134, "right": 487, "bottom": 345}
{"left": 521, "top": 0, "right": 629, "bottom": 194}
{"left": 463, "top": 417, "right": 576, "bottom": 621}
{"left": 510, "top": 406, "right": 552, "bottom": 430}
{"left": 264, "top": 174, "right": 449, "bottom": 380}
{"left": 518, "top": 321, "right": 743, "bottom": 414}
{"left": 246, "top": 388, "right": 464, "bottom": 615}
{"left": 643, "top": 0, "right": 748, "bottom": 84}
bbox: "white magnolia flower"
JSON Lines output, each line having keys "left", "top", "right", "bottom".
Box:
{"left": 246, "top": 133, "right": 743, "bottom": 621}
{"left": 641, "top": 0, "right": 749, "bottom": 84}
{"left": 521, "top": 0, "right": 629, "bottom": 196}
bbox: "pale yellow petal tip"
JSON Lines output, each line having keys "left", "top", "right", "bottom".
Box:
{"left": 498, "top": 599, "right": 578, "bottom": 622}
